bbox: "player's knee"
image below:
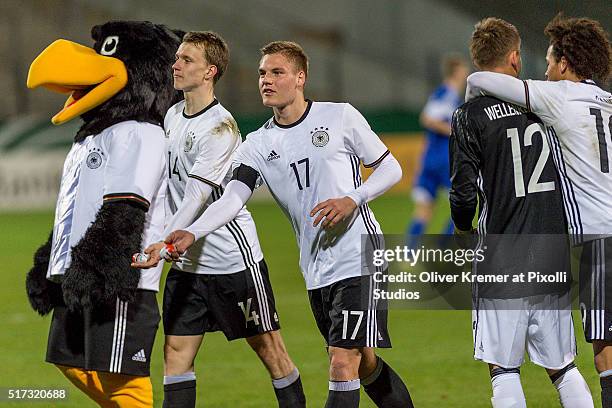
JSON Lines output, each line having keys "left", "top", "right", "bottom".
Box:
{"left": 329, "top": 348, "right": 361, "bottom": 379}
{"left": 164, "top": 343, "right": 195, "bottom": 375}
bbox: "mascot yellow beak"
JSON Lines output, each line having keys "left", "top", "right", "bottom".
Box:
{"left": 26, "top": 39, "right": 128, "bottom": 125}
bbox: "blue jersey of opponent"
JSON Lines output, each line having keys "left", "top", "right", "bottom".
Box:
{"left": 414, "top": 83, "right": 462, "bottom": 200}
{"left": 422, "top": 83, "right": 461, "bottom": 164}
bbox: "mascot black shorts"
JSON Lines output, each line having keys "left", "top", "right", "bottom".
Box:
{"left": 46, "top": 290, "right": 159, "bottom": 376}
{"left": 163, "top": 260, "right": 280, "bottom": 340}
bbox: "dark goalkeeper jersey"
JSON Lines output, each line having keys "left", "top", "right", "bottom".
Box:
{"left": 450, "top": 95, "right": 570, "bottom": 298}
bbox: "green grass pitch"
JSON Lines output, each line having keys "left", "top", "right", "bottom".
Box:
{"left": 0, "top": 194, "right": 602, "bottom": 407}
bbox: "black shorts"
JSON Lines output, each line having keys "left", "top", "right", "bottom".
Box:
{"left": 163, "top": 260, "right": 280, "bottom": 340}
{"left": 46, "top": 290, "right": 160, "bottom": 376}
{"left": 579, "top": 237, "right": 612, "bottom": 342}
{"left": 308, "top": 275, "right": 391, "bottom": 348}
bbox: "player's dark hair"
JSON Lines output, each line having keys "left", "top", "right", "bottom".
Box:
{"left": 545, "top": 13, "right": 611, "bottom": 84}
{"left": 260, "top": 41, "right": 309, "bottom": 77}
{"left": 442, "top": 54, "right": 468, "bottom": 79}
{"left": 470, "top": 18, "right": 520, "bottom": 70}
{"left": 182, "top": 31, "right": 229, "bottom": 83}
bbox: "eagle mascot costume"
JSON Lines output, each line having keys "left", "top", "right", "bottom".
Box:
{"left": 25, "top": 21, "right": 183, "bottom": 407}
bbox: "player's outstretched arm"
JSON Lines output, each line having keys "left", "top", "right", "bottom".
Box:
{"left": 466, "top": 72, "right": 526, "bottom": 106}
{"left": 131, "top": 180, "right": 213, "bottom": 269}
{"left": 311, "top": 153, "right": 402, "bottom": 229}
{"left": 165, "top": 178, "right": 254, "bottom": 256}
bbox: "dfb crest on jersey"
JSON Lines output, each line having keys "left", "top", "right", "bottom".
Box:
{"left": 86, "top": 147, "right": 104, "bottom": 169}
{"left": 184, "top": 131, "right": 195, "bottom": 152}
{"left": 311, "top": 127, "right": 329, "bottom": 147}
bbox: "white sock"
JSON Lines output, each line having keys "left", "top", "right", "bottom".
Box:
{"left": 491, "top": 373, "right": 526, "bottom": 408}
{"left": 553, "top": 367, "right": 594, "bottom": 408}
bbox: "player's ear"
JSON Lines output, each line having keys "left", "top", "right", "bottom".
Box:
{"left": 297, "top": 70, "right": 306, "bottom": 87}
{"left": 205, "top": 65, "right": 218, "bottom": 82}
{"left": 507, "top": 50, "right": 520, "bottom": 76}
{"left": 559, "top": 56, "right": 569, "bottom": 75}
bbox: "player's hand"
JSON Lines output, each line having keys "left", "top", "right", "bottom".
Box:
{"left": 130, "top": 242, "right": 164, "bottom": 269}
{"left": 164, "top": 230, "right": 196, "bottom": 260}
{"left": 310, "top": 197, "right": 358, "bottom": 229}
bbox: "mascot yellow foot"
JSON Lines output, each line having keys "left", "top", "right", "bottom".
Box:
{"left": 57, "top": 365, "right": 153, "bottom": 407}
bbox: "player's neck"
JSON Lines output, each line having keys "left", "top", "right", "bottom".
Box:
{"left": 561, "top": 71, "right": 583, "bottom": 82}
{"left": 183, "top": 86, "right": 215, "bottom": 116}
{"left": 486, "top": 66, "right": 518, "bottom": 78}
{"left": 273, "top": 98, "right": 309, "bottom": 126}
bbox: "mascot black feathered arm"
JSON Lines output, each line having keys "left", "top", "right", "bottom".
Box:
{"left": 25, "top": 22, "right": 184, "bottom": 312}
{"left": 26, "top": 230, "right": 62, "bottom": 315}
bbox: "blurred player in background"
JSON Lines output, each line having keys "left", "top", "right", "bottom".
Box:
{"left": 406, "top": 54, "right": 469, "bottom": 245}
{"left": 451, "top": 17, "right": 593, "bottom": 408}
{"left": 466, "top": 14, "right": 612, "bottom": 407}
{"left": 162, "top": 40, "right": 414, "bottom": 408}
{"left": 132, "top": 31, "right": 305, "bottom": 408}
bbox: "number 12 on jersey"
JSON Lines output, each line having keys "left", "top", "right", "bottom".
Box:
{"left": 507, "top": 123, "right": 555, "bottom": 197}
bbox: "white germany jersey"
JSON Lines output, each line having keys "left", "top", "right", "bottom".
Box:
{"left": 164, "top": 100, "right": 263, "bottom": 274}
{"left": 524, "top": 79, "right": 612, "bottom": 241}
{"left": 234, "top": 101, "right": 388, "bottom": 289}
{"left": 47, "top": 121, "right": 167, "bottom": 291}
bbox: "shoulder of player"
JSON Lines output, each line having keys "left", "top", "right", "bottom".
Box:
{"left": 101, "top": 121, "right": 165, "bottom": 152}
{"left": 312, "top": 101, "right": 363, "bottom": 122}
{"left": 186, "top": 106, "right": 239, "bottom": 138}
{"left": 205, "top": 104, "right": 240, "bottom": 136}
{"left": 568, "top": 79, "right": 611, "bottom": 97}
{"left": 453, "top": 99, "right": 481, "bottom": 120}
{"left": 451, "top": 98, "right": 494, "bottom": 132}
{"left": 105, "top": 120, "right": 164, "bottom": 138}
{"left": 244, "top": 127, "right": 264, "bottom": 143}
{"left": 165, "top": 100, "right": 186, "bottom": 119}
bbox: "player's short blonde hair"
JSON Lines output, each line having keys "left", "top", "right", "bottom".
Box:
{"left": 260, "top": 41, "right": 308, "bottom": 77}
{"left": 182, "top": 31, "right": 229, "bottom": 83}
{"left": 470, "top": 18, "right": 520, "bottom": 70}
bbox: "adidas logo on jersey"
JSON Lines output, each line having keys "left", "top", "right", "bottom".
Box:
{"left": 132, "top": 349, "right": 146, "bottom": 362}
{"left": 267, "top": 150, "right": 280, "bottom": 161}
